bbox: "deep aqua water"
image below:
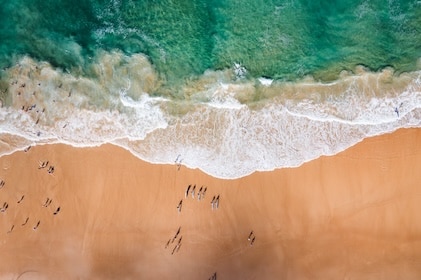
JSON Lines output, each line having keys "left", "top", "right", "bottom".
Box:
{"left": 1, "top": 0, "right": 420, "bottom": 85}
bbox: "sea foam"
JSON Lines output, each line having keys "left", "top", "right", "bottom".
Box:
{"left": 0, "top": 52, "right": 420, "bottom": 179}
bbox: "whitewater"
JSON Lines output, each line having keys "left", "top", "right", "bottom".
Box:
{"left": 0, "top": 53, "right": 420, "bottom": 179}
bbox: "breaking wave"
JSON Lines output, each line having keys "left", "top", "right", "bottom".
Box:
{"left": 0, "top": 52, "right": 420, "bottom": 178}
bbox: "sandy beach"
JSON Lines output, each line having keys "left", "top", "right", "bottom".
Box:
{"left": 0, "top": 128, "right": 421, "bottom": 279}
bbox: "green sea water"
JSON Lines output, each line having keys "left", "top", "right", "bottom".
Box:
{"left": 1, "top": 0, "right": 420, "bottom": 90}
{"left": 1, "top": 0, "right": 421, "bottom": 179}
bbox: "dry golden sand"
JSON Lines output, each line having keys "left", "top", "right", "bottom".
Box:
{"left": 0, "top": 128, "right": 421, "bottom": 279}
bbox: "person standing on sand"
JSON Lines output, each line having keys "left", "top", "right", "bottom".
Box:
{"left": 1, "top": 202, "right": 8, "bottom": 212}
{"left": 7, "top": 225, "right": 14, "bottom": 233}
{"left": 53, "top": 206, "right": 61, "bottom": 215}
{"left": 248, "top": 231, "right": 254, "bottom": 241}
{"left": 33, "top": 220, "right": 40, "bottom": 230}
{"left": 47, "top": 165, "right": 55, "bottom": 174}
{"left": 250, "top": 236, "right": 256, "bottom": 246}
{"left": 42, "top": 198, "right": 49, "bottom": 207}
{"left": 198, "top": 186, "right": 203, "bottom": 200}
{"left": 209, "top": 272, "right": 217, "bottom": 280}
{"left": 165, "top": 239, "right": 171, "bottom": 249}
{"left": 17, "top": 195, "right": 24, "bottom": 203}
{"left": 215, "top": 195, "right": 220, "bottom": 209}
{"left": 177, "top": 200, "right": 182, "bottom": 212}
{"left": 191, "top": 185, "right": 196, "bottom": 198}
{"left": 211, "top": 196, "right": 215, "bottom": 210}
{"left": 172, "top": 226, "right": 181, "bottom": 243}
{"left": 38, "top": 160, "right": 48, "bottom": 169}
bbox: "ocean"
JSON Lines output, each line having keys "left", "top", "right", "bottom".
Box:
{"left": 0, "top": 0, "right": 420, "bottom": 178}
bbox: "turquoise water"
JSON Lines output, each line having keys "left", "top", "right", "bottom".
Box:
{"left": 1, "top": 0, "right": 420, "bottom": 86}
{"left": 0, "top": 0, "right": 421, "bottom": 178}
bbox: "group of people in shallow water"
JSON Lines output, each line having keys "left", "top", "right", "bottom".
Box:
{"left": 0, "top": 154, "right": 61, "bottom": 235}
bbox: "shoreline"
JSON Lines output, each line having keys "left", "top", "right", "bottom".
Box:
{"left": 0, "top": 128, "right": 420, "bottom": 279}
{"left": 1, "top": 53, "right": 420, "bottom": 178}
{"left": 0, "top": 124, "right": 416, "bottom": 180}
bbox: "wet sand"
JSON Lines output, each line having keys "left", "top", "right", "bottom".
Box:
{"left": 0, "top": 128, "right": 421, "bottom": 279}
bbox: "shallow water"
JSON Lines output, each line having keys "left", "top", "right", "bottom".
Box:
{"left": 0, "top": 1, "right": 420, "bottom": 178}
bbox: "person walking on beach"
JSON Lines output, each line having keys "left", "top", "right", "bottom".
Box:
{"left": 171, "top": 241, "right": 182, "bottom": 255}
{"left": 42, "top": 161, "right": 49, "bottom": 169}
{"left": 42, "top": 198, "right": 49, "bottom": 207}
{"left": 202, "top": 187, "right": 207, "bottom": 198}
{"left": 1, "top": 202, "right": 8, "bottom": 212}
{"left": 198, "top": 186, "right": 203, "bottom": 200}
{"left": 248, "top": 231, "right": 254, "bottom": 241}
{"left": 177, "top": 200, "right": 183, "bottom": 213}
{"left": 43, "top": 198, "right": 52, "bottom": 207}
{"left": 38, "top": 160, "right": 48, "bottom": 169}
{"left": 7, "top": 225, "right": 14, "bottom": 233}
{"left": 185, "top": 185, "right": 191, "bottom": 198}
{"left": 53, "top": 206, "right": 61, "bottom": 215}
{"left": 171, "top": 244, "right": 177, "bottom": 255}
{"left": 211, "top": 196, "right": 216, "bottom": 210}
{"left": 0, "top": 179, "right": 5, "bottom": 188}
{"left": 48, "top": 165, "right": 55, "bottom": 174}
{"left": 172, "top": 226, "right": 181, "bottom": 243}
{"left": 176, "top": 243, "right": 182, "bottom": 253}
{"left": 17, "top": 195, "right": 25, "bottom": 203}
{"left": 33, "top": 220, "right": 40, "bottom": 230}
{"left": 191, "top": 185, "right": 196, "bottom": 198}
{"left": 215, "top": 195, "right": 220, "bottom": 209}
{"left": 250, "top": 236, "right": 256, "bottom": 246}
